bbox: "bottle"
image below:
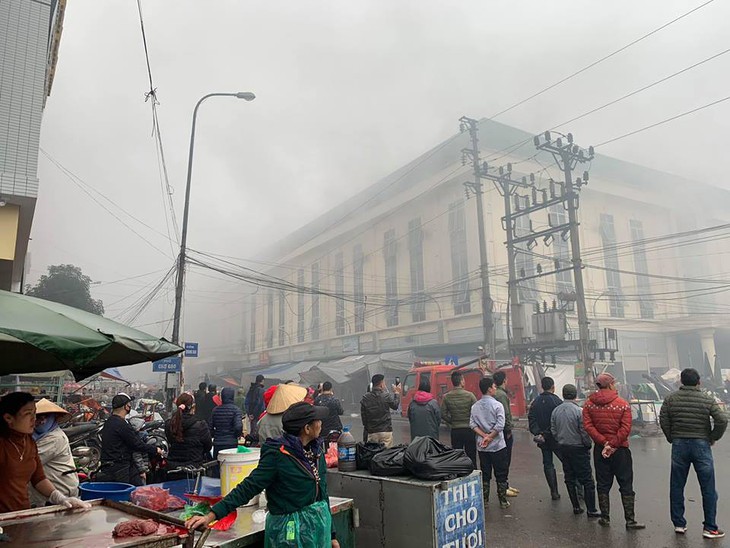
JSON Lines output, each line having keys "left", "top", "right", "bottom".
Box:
{"left": 337, "top": 426, "right": 357, "bottom": 472}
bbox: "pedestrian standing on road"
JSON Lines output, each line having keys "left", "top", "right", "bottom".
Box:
{"left": 470, "top": 377, "right": 510, "bottom": 509}
{"left": 659, "top": 367, "right": 727, "bottom": 539}
{"left": 245, "top": 375, "right": 266, "bottom": 437}
{"left": 550, "top": 384, "right": 601, "bottom": 518}
{"left": 407, "top": 378, "right": 441, "bottom": 440}
{"left": 441, "top": 371, "right": 477, "bottom": 467}
{"left": 209, "top": 387, "right": 243, "bottom": 460}
{"left": 493, "top": 371, "right": 519, "bottom": 497}
{"left": 194, "top": 382, "right": 208, "bottom": 411}
{"left": 198, "top": 384, "right": 217, "bottom": 423}
{"left": 583, "top": 372, "right": 645, "bottom": 530}
{"left": 528, "top": 376, "right": 563, "bottom": 500}
{"left": 315, "top": 382, "right": 344, "bottom": 435}
{"left": 360, "top": 374, "right": 401, "bottom": 448}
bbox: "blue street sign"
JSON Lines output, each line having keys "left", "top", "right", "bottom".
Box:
{"left": 152, "top": 357, "right": 182, "bottom": 372}
{"left": 445, "top": 355, "right": 459, "bottom": 365}
{"left": 184, "top": 342, "right": 199, "bottom": 358}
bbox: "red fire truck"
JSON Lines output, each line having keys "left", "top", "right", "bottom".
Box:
{"left": 400, "top": 357, "right": 528, "bottom": 418}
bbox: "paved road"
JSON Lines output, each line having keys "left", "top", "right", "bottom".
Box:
{"left": 344, "top": 414, "right": 730, "bottom": 547}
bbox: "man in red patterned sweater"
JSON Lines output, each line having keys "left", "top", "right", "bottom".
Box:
{"left": 582, "top": 373, "right": 645, "bottom": 530}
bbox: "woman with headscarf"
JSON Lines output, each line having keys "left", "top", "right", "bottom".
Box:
{"left": 28, "top": 399, "right": 79, "bottom": 508}
{"left": 165, "top": 393, "right": 213, "bottom": 470}
{"left": 0, "top": 392, "right": 90, "bottom": 513}
{"left": 186, "top": 402, "right": 340, "bottom": 547}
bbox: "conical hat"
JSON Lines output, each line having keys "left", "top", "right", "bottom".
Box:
{"left": 35, "top": 398, "right": 69, "bottom": 416}
{"left": 266, "top": 383, "right": 307, "bottom": 414}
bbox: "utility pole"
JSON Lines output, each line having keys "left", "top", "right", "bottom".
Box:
{"left": 460, "top": 116, "right": 495, "bottom": 357}
{"left": 535, "top": 132, "right": 595, "bottom": 389}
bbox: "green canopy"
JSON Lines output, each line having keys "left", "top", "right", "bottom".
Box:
{"left": 0, "top": 290, "right": 182, "bottom": 380}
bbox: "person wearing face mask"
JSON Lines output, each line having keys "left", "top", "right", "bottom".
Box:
{"left": 28, "top": 399, "right": 79, "bottom": 508}
{"left": 0, "top": 392, "right": 90, "bottom": 513}
{"left": 97, "top": 392, "right": 162, "bottom": 486}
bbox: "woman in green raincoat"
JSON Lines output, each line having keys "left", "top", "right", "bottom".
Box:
{"left": 186, "top": 401, "right": 340, "bottom": 547}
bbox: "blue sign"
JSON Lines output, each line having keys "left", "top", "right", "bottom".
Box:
{"left": 445, "top": 355, "right": 459, "bottom": 365}
{"left": 152, "top": 357, "right": 182, "bottom": 372}
{"left": 184, "top": 342, "right": 199, "bottom": 358}
{"left": 435, "top": 473, "right": 485, "bottom": 548}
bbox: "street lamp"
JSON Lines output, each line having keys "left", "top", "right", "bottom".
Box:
{"left": 170, "top": 91, "right": 256, "bottom": 393}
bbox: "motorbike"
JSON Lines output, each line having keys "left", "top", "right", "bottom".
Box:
{"left": 62, "top": 420, "right": 104, "bottom": 473}
{"left": 129, "top": 415, "right": 169, "bottom": 484}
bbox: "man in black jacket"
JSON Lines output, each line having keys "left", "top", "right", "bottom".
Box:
{"left": 194, "top": 382, "right": 208, "bottom": 412}
{"left": 528, "top": 376, "right": 563, "bottom": 500}
{"left": 360, "top": 374, "right": 401, "bottom": 447}
{"left": 198, "top": 384, "right": 217, "bottom": 423}
{"left": 245, "top": 375, "right": 266, "bottom": 436}
{"left": 98, "top": 393, "right": 161, "bottom": 486}
{"left": 315, "top": 381, "right": 344, "bottom": 434}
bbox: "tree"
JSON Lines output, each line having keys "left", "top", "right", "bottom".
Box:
{"left": 26, "top": 264, "right": 105, "bottom": 315}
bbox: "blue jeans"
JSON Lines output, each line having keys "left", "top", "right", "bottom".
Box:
{"left": 670, "top": 438, "right": 718, "bottom": 530}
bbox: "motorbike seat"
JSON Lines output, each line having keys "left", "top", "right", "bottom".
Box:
{"left": 63, "top": 423, "right": 100, "bottom": 438}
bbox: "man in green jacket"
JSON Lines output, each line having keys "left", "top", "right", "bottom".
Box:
{"left": 493, "top": 371, "right": 519, "bottom": 497}
{"left": 441, "top": 371, "right": 477, "bottom": 466}
{"left": 659, "top": 368, "right": 728, "bottom": 540}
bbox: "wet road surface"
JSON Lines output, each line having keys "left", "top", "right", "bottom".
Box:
{"left": 344, "top": 413, "right": 730, "bottom": 547}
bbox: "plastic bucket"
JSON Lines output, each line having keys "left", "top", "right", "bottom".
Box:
{"left": 218, "top": 448, "right": 260, "bottom": 504}
{"left": 79, "top": 482, "right": 136, "bottom": 502}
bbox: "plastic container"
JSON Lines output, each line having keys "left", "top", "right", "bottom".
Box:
{"left": 79, "top": 482, "right": 136, "bottom": 502}
{"left": 337, "top": 427, "right": 357, "bottom": 472}
{"left": 218, "top": 447, "right": 261, "bottom": 505}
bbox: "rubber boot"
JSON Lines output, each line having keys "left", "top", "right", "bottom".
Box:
{"left": 544, "top": 468, "right": 561, "bottom": 500}
{"left": 483, "top": 482, "right": 490, "bottom": 508}
{"left": 497, "top": 482, "right": 511, "bottom": 509}
{"left": 566, "top": 485, "right": 584, "bottom": 515}
{"left": 584, "top": 484, "right": 601, "bottom": 518}
{"left": 621, "top": 494, "right": 646, "bottom": 530}
{"left": 598, "top": 493, "right": 611, "bottom": 527}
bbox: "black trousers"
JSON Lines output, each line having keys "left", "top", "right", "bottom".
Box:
{"left": 451, "top": 428, "right": 477, "bottom": 467}
{"left": 561, "top": 445, "right": 595, "bottom": 488}
{"left": 593, "top": 446, "right": 635, "bottom": 496}
{"left": 97, "top": 462, "right": 144, "bottom": 486}
{"left": 539, "top": 433, "right": 563, "bottom": 472}
{"left": 504, "top": 431, "right": 514, "bottom": 484}
{"left": 478, "top": 448, "right": 509, "bottom": 487}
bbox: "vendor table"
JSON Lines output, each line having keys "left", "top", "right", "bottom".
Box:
{"left": 327, "top": 469, "right": 485, "bottom": 548}
{"left": 0, "top": 499, "right": 195, "bottom": 548}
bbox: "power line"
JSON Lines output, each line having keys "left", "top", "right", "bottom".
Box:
{"left": 488, "top": 0, "right": 716, "bottom": 120}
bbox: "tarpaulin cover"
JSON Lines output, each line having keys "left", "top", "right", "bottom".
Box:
{"left": 300, "top": 351, "right": 415, "bottom": 386}
{"left": 403, "top": 436, "right": 475, "bottom": 480}
{"left": 0, "top": 289, "right": 182, "bottom": 380}
{"left": 369, "top": 445, "right": 408, "bottom": 477}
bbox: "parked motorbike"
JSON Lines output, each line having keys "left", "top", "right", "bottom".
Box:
{"left": 62, "top": 420, "right": 103, "bottom": 473}
{"left": 129, "top": 415, "right": 169, "bottom": 484}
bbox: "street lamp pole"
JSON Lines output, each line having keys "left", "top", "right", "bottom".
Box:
{"left": 170, "top": 91, "right": 256, "bottom": 395}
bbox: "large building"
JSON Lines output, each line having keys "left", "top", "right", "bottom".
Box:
{"left": 0, "top": 0, "right": 65, "bottom": 290}
{"left": 239, "top": 118, "right": 730, "bottom": 389}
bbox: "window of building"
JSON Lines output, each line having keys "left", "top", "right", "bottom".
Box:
{"left": 297, "top": 268, "right": 305, "bottom": 342}
{"left": 335, "top": 252, "right": 345, "bottom": 336}
{"left": 249, "top": 295, "right": 257, "bottom": 351}
{"left": 266, "top": 292, "right": 274, "bottom": 348}
{"left": 408, "top": 217, "right": 426, "bottom": 322}
{"left": 630, "top": 219, "right": 653, "bottom": 319}
{"left": 449, "top": 200, "right": 471, "bottom": 315}
{"left": 383, "top": 229, "right": 399, "bottom": 327}
{"left": 514, "top": 206, "right": 538, "bottom": 304}
{"left": 600, "top": 213, "right": 624, "bottom": 318}
{"left": 353, "top": 244, "right": 365, "bottom": 332}
{"left": 549, "top": 203, "right": 573, "bottom": 295}
{"left": 278, "top": 291, "right": 286, "bottom": 346}
{"left": 311, "top": 262, "right": 320, "bottom": 340}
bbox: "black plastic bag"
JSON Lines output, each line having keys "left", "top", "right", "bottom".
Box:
{"left": 403, "top": 436, "right": 475, "bottom": 480}
{"left": 369, "top": 445, "right": 409, "bottom": 476}
{"left": 356, "top": 442, "right": 385, "bottom": 470}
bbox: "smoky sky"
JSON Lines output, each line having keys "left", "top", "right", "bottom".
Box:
{"left": 29, "top": 0, "right": 730, "bottom": 381}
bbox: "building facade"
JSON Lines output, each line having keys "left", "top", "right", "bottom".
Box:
{"left": 0, "top": 0, "right": 65, "bottom": 290}
{"left": 239, "top": 118, "right": 730, "bottom": 387}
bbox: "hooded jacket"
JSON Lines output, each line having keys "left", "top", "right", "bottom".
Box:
{"left": 209, "top": 388, "right": 243, "bottom": 448}
{"left": 408, "top": 391, "right": 441, "bottom": 440}
{"left": 165, "top": 412, "right": 212, "bottom": 468}
{"left": 582, "top": 389, "right": 632, "bottom": 448}
{"left": 211, "top": 433, "right": 336, "bottom": 539}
